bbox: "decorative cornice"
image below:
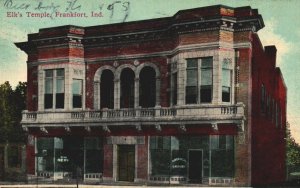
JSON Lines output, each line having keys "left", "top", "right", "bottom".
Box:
{"left": 16, "top": 5, "right": 264, "bottom": 53}
{"left": 85, "top": 42, "right": 234, "bottom": 63}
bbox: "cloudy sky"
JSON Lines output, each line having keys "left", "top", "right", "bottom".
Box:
{"left": 0, "top": 0, "right": 300, "bottom": 143}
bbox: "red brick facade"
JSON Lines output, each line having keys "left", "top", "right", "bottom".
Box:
{"left": 16, "top": 5, "right": 286, "bottom": 186}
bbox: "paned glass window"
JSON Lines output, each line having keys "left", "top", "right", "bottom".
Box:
{"left": 72, "top": 79, "right": 83, "bottom": 108}
{"left": 185, "top": 57, "right": 213, "bottom": 104}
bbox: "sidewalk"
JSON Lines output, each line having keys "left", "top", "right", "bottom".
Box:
{"left": 0, "top": 184, "right": 217, "bottom": 188}
{"left": 0, "top": 182, "right": 226, "bottom": 188}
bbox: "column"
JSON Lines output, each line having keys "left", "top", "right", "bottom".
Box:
{"left": 93, "top": 81, "right": 100, "bottom": 109}
{"left": 114, "top": 79, "right": 120, "bottom": 109}
{"left": 212, "top": 51, "right": 221, "bottom": 104}
{"left": 177, "top": 54, "right": 185, "bottom": 105}
{"left": 134, "top": 78, "right": 139, "bottom": 108}
{"left": 155, "top": 77, "right": 160, "bottom": 106}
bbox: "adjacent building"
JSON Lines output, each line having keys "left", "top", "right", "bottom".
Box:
{"left": 16, "top": 5, "right": 287, "bottom": 186}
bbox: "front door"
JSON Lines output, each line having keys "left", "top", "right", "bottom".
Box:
{"left": 188, "top": 150, "right": 203, "bottom": 183}
{"left": 118, "top": 145, "right": 135, "bottom": 182}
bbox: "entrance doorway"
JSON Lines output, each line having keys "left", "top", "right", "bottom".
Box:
{"left": 188, "top": 150, "right": 203, "bottom": 183}
{"left": 118, "top": 145, "right": 135, "bottom": 182}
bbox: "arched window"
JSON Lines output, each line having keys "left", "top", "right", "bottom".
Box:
{"left": 120, "top": 68, "right": 135, "bottom": 108}
{"left": 100, "top": 70, "right": 114, "bottom": 109}
{"left": 139, "top": 67, "right": 156, "bottom": 107}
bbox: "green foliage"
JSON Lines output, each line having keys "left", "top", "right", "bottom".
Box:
{"left": 286, "top": 122, "right": 300, "bottom": 173}
{"left": 0, "top": 81, "right": 27, "bottom": 143}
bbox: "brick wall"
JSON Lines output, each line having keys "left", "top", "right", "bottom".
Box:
{"left": 103, "top": 143, "right": 113, "bottom": 179}
{"left": 250, "top": 33, "right": 286, "bottom": 185}
{"left": 26, "top": 145, "right": 35, "bottom": 175}
{"left": 234, "top": 44, "right": 252, "bottom": 186}
{"left": 27, "top": 65, "right": 38, "bottom": 111}
{"left": 137, "top": 137, "right": 148, "bottom": 180}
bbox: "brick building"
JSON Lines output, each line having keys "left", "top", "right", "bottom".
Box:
{"left": 16, "top": 5, "right": 287, "bottom": 186}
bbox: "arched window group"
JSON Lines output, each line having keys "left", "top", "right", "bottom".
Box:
{"left": 94, "top": 63, "right": 160, "bottom": 110}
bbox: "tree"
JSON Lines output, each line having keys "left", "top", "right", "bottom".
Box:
{"left": 0, "top": 81, "right": 27, "bottom": 143}
{"left": 286, "top": 122, "right": 300, "bottom": 173}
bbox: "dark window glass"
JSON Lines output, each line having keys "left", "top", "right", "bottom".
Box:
{"left": 120, "top": 68, "right": 135, "bottom": 108}
{"left": 101, "top": 70, "right": 114, "bottom": 109}
{"left": 85, "top": 138, "right": 103, "bottom": 173}
{"left": 200, "top": 58, "right": 212, "bottom": 103}
{"left": 56, "top": 71, "right": 64, "bottom": 109}
{"left": 56, "top": 69, "right": 64, "bottom": 77}
{"left": 186, "top": 59, "right": 198, "bottom": 104}
{"left": 45, "top": 70, "right": 53, "bottom": 109}
{"left": 36, "top": 137, "right": 54, "bottom": 172}
{"left": 210, "top": 135, "right": 234, "bottom": 177}
{"left": 73, "top": 79, "right": 82, "bottom": 108}
{"left": 139, "top": 67, "right": 156, "bottom": 108}
{"left": 200, "top": 85, "right": 212, "bottom": 103}
{"left": 222, "top": 69, "right": 231, "bottom": 102}
{"left": 222, "top": 87, "right": 230, "bottom": 102}
{"left": 45, "top": 70, "right": 53, "bottom": 77}
{"left": 56, "top": 93, "right": 64, "bottom": 108}
{"left": 45, "top": 94, "right": 53, "bottom": 109}
{"left": 44, "top": 69, "right": 65, "bottom": 109}
{"left": 150, "top": 136, "right": 171, "bottom": 176}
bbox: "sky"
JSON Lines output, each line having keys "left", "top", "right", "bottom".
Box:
{"left": 0, "top": 0, "right": 300, "bottom": 143}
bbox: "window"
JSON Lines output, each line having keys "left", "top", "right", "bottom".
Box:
{"left": 222, "top": 59, "right": 231, "bottom": 102}
{"left": 139, "top": 67, "right": 156, "bottom": 108}
{"left": 200, "top": 58, "right": 213, "bottom": 103}
{"left": 210, "top": 135, "right": 234, "bottom": 177}
{"left": 84, "top": 137, "right": 103, "bottom": 173}
{"left": 44, "top": 69, "right": 64, "bottom": 109}
{"left": 56, "top": 69, "right": 64, "bottom": 109}
{"left": 72, "top": 79, "right": 83, "bottom": 108}
{"left": 120, "top": 68, "right": 135, "bottom": 108}
{"left": 150, "top": 136, "right": 171, "bottom": 175}
{"left": 185, "top": 57, "right": 213, "bottom": 104}
{"left": 150, "top": 136, "right": 211, "bottom": 178}
{"left": 100, "top": 70, "right": 114, "bottom": 109}
{"left": 45, "top": 70, "right": 53, "bottom": 109}
{"left": 36, "top": 137, "right": 104, "bottom": 175}
{"left": 186, "top": 59, "right": 198, "bottom": 104}
{"left": 36, "top": 137, "right": 54, "bottom": 172}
